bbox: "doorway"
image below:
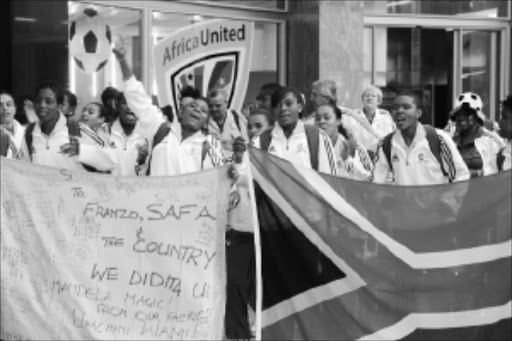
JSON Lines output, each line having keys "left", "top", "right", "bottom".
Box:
{"left": 370, "top": 27, "right": 454, "bottom": 128}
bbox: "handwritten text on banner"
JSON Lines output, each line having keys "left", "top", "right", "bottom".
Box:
{"left": 0, "top": 158, "right": 231, "bottom": 340}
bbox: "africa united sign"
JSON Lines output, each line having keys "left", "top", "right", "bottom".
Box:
{"left": 154, "top": 20, "right": 254, "bottom": 115}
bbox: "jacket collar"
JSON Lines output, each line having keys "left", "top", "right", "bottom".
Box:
{"left": 393, "top": 122, "right": 426, "bottom": 148}
{"left": 179, "top": 129, "right": 207, "bottom": 143}
{"left": 111, "top": 118, "right": 141, "bottom": 138}
{"left": 354, "top": 108, "right": 385, "bottom": 121}
{"left": 209, "top": 109, "right": 236, "bottom": 133}
{"left": 34, "top": 112, "right": 67, "bottom": 136}
{"left": 272, "top": 119, "right": 305, "bottom": 140}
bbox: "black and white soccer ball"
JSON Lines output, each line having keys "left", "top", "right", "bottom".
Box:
{"left": 455, "top": 92, "right": 483, "bottom": 113}
{"left": 69, "top": 8, "right": 112, "bottom": 74}
{"left": 452, "top": 92, "right": 486, "bottom": 123}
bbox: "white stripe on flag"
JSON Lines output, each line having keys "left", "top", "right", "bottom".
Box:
{"left": 358, "top": 301, "right": 512, "bottom": 340}
{"left": 262, "top": 278, "right": 363, "bottom": 328}
{"left": 252, "top": 163, "right": 366, "bottom": 327}
{"left": 293, "top": 165, "right": 512, "bottom": 269}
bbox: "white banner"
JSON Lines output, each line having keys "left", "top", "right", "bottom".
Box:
{"left": 154, "top": 19, "right": 254, "bottom": 115}
{"left": 0, "top": 158, "right": 231, "bottom": 340}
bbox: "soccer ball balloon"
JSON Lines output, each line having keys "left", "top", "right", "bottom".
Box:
{"left": 69, "top": 8, "right": 112, "bottom": 74}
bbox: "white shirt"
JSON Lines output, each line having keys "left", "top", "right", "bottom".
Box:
{"left": 149, "top": 130, "right": 224, "bottom": 176}
{"left": 454, "top": 127, "right": 505, "bottom": 176}
{"left": 333, "top": 135, "right": 372, "bottom": 181}
{"left": 342, "top": 108, "right": 395, "bottom": 153}
{"left": 227, "top": 162, "right": 254, "bottom": 233}
{"left": 502, "top": 140, "right": 511, "bottom": 171}
{"left": 76, "top": 123, "right": 118, "bottom": 172}
{"left": 109, "top": 120, "right": 150, "bottom": 176}
{"left": 372, "top": 123, "right": 470, "bottom": 186}
{"left": 22, "top": 113, "right": 83, "bottom": 171}
{"left": 2, "top": 119, "right": 25, "bottom": 152}
{"left": 114, "top": 76, "right": 166, "bottom": 176}
{"left": 208, "top": 109, "right": 248, "bottom": 160}
{"left": 474, "top": 131, "right": 505, "bottom": 176}
{"left": 253, "top": 120, "right": 337, "bottom": 175}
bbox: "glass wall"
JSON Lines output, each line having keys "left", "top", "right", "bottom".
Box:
{"left": 364, "top": 0, "right": 510, "bottom": 125}
{"left": 462, "top": 30, "right": 501, "bottom": 118}
{"left": 179, "top": 0, "right": 287, "bottom": 11}
{"left": 367, "top": 26, "right": 456, "bottom": 127}
{"left": 8, "top": 0, "right": 282, "bottom": 117}
{"left": 364, "top": 0, "right": 509, "bottom": 18}
{"left": 151, "top": 11, "right": 278, "bottom": 108}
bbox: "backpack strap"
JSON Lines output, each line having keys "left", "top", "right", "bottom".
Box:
{"left": 0, "top": 130, "right": 10, "bottom": 157}
{"left": 381, "top": 132, "right": 395, "bottom": 172}
{"left": 497, "top": 148, "right": 505, "bottom": 172}
{"left": 24, "top": 122, "right": 36, "bottom": 158}
{"left": 231, "top": 109, "right": 241, "bottom": 132}
{"left": 152, "top": 123, "right": 171, "bottom": 149}
{"left": 67, "top": 119, "right": 81, "bottom": 137}
{"left": 423, "top": 125, "right": 450, "bottom": 179}
{"left": 304, "top": 124, "right": 320, "bottom": 171}
{"left": 259, "top": 129, "right": 272, "bottom": 151}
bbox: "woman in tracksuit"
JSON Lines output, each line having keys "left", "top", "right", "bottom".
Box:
{"left": 60, "top": 102, "right": 119, "bottom": 173}
{"left": 252, "top": 86, "right": 338, "bottom": 175}
{"left": 452, "top": 103, "right": 505, "bottom": 177}
{"left": 372, "top": 91, "right": 470, "bottom": 185}
{"left": 20, "top": 81, "right": 116, "bottom": 173}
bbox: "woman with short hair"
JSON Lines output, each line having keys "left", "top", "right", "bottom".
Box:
{"left": 342, "top": 84, "right": 395, "bottom": 159}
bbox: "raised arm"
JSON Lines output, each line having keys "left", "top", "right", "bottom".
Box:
{"left": 112, "top": 46, "right": 165, "bottom": 140}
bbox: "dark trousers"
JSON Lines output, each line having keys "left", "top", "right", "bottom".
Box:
{"left": 224, "top": 229, "right": 255, "bottom": 339}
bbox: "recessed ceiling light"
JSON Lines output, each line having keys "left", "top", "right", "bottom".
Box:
{"left": 14, "top": 17, "right": 37, "bottom": 22}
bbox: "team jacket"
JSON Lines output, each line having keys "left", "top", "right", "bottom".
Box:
{"left": 372, "top": 123, "right": 470, "bottom": 185}
{"left": 333, "top": 135, "right": 373, "bottom": 181}
{"left": 76, "top": 123, "right": 118, "bottom": 172}
{"left": 453, "top": 126, "right": 505, "bottom": 176}
{"left": 113, "top": 76, "right": 166, "bottom": 176}
{"left": 502, "top": 140, "right": 511, "bottom": 171}
{"left": 252, "top": 120, "right": 338, "bottom": 175}
{"left": 0, "top": 128, "right": 19, "bottom": 159}
{"left": 3, "top": 119, "right": 25, "bottom": 152}
{"left": 149, "top": 130, "right": 225, "bottom": 176}
{"left": 21, "top": 113, "right": 83, "bottom": 171}
{"left": 207, "top": 109, "right": 249, "bottom": 160}
{"left": 342, "top": 108, "right": 396, "bottom": 154}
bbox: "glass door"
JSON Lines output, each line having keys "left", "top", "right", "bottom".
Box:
{"left": 364, "top": 25, "right": 508, "bottom": 127}
{"left": 366, "top": 26, "right": 455, "bottom": 127}
{"left": 459, "top": 29, "right": 502, "bottom": 120}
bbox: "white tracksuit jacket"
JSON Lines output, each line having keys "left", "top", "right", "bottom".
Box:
{"left": 372, "top": 123, "right": 470, "bottom": 185}
{"left": 111, "top": 76, "right": 166, "bottom": 176}
{"left": 342, "top": 108, "right": 396, "bottom": 154}
{"left": 454, "top": 127, "right": 506, "bottom": 176}
{"left": 252, "top": 120, "right": 338, "bottom": 176}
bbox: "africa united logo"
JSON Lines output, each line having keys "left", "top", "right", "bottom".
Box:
{"left": 153, "top": 20, "right": 254, "bottom": 115}
{"left": 170, "top": 52, "right": 239, "bottom": 113}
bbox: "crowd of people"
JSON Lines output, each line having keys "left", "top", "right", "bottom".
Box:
{"left": 1, "top": 44, "right": 511, "bottom": 340}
